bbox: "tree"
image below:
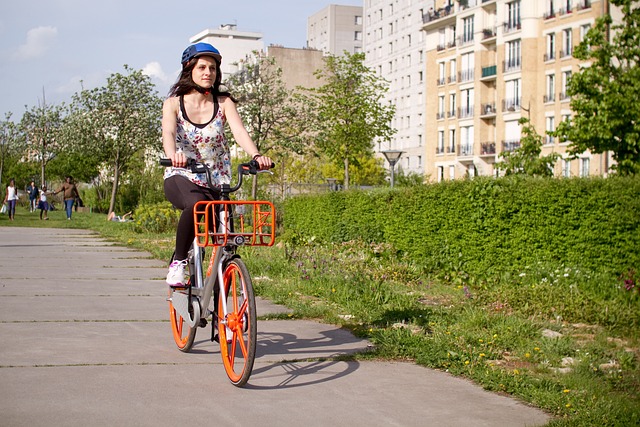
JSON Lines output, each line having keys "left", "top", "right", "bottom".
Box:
{"left": 301, "top": 52, "right": 396, "bottom": 190}
{"left": 226, "top": 52, "right": 309, "bottom": 198}
{"left": 65, "top": 65, "right": 162, "bottom": 214}
{"left": 496, "top": 117, "right": 560, "bottom": 177}
{"left": 20, "top": 92, "right": 66, "bottom": 185}
{"left": 554, "top": 0, "right": 640, "bottom": 175}
{"left": 0, "top": 112, "right": 23, "bottom": 186}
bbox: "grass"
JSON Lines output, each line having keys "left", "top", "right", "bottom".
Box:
{"left": 2, "top": 207, "right": 639, "bottom": 426}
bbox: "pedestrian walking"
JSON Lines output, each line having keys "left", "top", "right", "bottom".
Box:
{"left": 3, "top": 178, "right": 19, "bottom": 221}
{"left": 54, "top": 176, "right": 80, "bottom": 220}
{"left": 26, "top": 181, "right": 39, "bottom": 212}
{"left": 38, "top": 185, "right": 50, "bottom": 220}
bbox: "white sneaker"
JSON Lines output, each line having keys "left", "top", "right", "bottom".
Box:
{"left": 166, "top": 259, "right": 188, "bottom": 287}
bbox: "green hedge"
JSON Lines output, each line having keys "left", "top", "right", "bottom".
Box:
{"left": 283, "top": 176, "right": 640, "bottom": 280}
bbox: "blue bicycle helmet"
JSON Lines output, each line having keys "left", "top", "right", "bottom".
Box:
{"left": 181, "top": 43, "right": 222, "bottom": 66}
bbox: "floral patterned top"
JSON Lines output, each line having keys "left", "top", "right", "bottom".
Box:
{"left": 163, "top": 95, "right": 231, "bottom": 188}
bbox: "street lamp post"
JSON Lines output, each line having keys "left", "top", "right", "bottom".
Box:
{"left": 382, "top": 150, "right": 403, "bottom": 188}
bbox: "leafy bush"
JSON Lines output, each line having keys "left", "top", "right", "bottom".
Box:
{"left": 133, "top": 201, "right": 180, "bottom": 234}
{"left": 283, "top": 175, "right": 640, "bottom": 292}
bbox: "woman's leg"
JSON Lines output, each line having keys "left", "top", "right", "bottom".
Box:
{"left": 8, "top": 200, "right": 16, "bottom": 219}
{"left": 64, "top": 199, "right": 73, "bottom": 219}
{"left": 164, "top": 176, "right": 216, "bottom": 260}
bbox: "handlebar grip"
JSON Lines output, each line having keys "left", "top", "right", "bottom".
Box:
{"left": 159, "top": 158, "right": 173, "bottom": 167}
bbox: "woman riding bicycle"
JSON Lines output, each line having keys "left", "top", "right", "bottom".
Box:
{"left": 162, "top": 42, "right": 272, "bottom": 287}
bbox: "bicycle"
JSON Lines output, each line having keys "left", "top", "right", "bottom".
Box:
{"left": 159, "top": 158, "right": 276, "bottom": 387}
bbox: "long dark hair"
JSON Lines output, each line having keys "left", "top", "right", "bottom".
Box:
{"left": 168, "top": 57, "right": 237, "bottom": 102}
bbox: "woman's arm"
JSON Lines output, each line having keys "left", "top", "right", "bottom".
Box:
{"left": 221, "top": 97, "right": 271, "bottom": 169}
{"left": 162, "top": 97, "right": 186, "bottom": 168}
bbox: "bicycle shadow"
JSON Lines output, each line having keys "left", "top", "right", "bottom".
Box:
{"left": 244, "top": 325, "right": 370, "bottom": 389}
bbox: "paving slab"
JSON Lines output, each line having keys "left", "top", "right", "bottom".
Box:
{"left": 0, "top": 226, "right": 551, "bottom": 427}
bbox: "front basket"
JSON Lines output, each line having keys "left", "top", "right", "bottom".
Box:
{"left": 193, "top": 200, "right": 276, "bottom": 247}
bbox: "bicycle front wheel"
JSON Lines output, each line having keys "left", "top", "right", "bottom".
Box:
{"left": 217, "top": 257, "right": 257, "bottom": 387}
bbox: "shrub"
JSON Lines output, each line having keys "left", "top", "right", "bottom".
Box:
{"left": 133, "top": 201, "right": 180, "bottom": 234}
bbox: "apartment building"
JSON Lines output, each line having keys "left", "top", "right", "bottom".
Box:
{"left": 190, "top": 24, "right": 264, "bottom": 77}
{"left": 307, "top": 5, "right": 364, "bottom": 55}
{"left": 363, "top": 0, "right": 436, "bottom": 176}
{"left": 422, "top": 0, "right": 616, "bottom": 182}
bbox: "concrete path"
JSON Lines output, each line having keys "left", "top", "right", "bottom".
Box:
{"left": 0, "top": 227, "right": 551, "bottom": 426}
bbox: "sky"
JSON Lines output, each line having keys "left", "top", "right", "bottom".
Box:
{"left": 0, "top": 0, "right": 363, "bottom": 120}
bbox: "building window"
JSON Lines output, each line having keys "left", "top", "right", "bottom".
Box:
{"left": 505, "top": 40, "right": 521, "bottom": 71}
{"left": 355, "top": 31, "right": 362, "bottom": 41}
{"left": 437, "top": 166, "right": 444, "bottom": 182}
{"left": 460, "top": 125, "right": 474, "bottom": 155}
{"left": 355, "top": 15, "right": 362, "bottom": 25}
{"left": 506, "top": 0, "right": 521, "bottom": 31}
{"left": 449, "top": 59, "right": 457, "bottom": 83}
{"left": 546, "top": 116, "right": 555, "bottom": 144}
{"left": 561, "top": 70, "right": 572, "bottom": 100}
{"left": 580, "top": 24, "right": 591, "bottom": 41}
{"left": 504, "top": 79, "right": 521, "bottom": 111}
{"left": 449, "top": 165, "right": 455, "bottom": 180}
{"left": 438, "top": 96, "right": 445, "bottom": 119}
{"left": 462, "top": 16, "right": 474, "bottom": 44}
{"left": 460, "top": 52, "right": 474, "bottom": 82}
{"left": 460, "top": 88, "right": 474, "bottom": 118}
{"left": 562, "top": 159, "right": 571, "bottom": 177}
{"left": 448, "top": 129, "right": 456, "bottom": 152}
{"left": 580, "top": 158, "right": 590, "bottom": 177}
{"left": 561, "top": 29, "right": 573, "bottom": 57}
{"left": 449, "top": 93, "right": 456, "bottom": 118}
{"left": 438, "top": 62, "right": 446, "bottom": 85}
{"left": 545, "top": 74, "right": 556, "bottom": 102}
{"left": 546, "top": 33, "right": 556, "bottom": 61}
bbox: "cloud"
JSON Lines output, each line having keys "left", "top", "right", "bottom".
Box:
{"left": 14, "top": 26, "right": 58, "bottom": 61}
{"left": 142, "top": 61, "right": 169, "bottom": 83}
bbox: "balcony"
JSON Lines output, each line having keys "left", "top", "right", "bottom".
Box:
{"left": 502, "top": 98, "right": 521, "bottom": 113}
{"left": 458, "top": 143, "right": 474, "bottom": 157}
{"left": 576, "top": 0, "right": 592, "bottom": 11}
{"left": 459, "top": 68, "right": 475, "bottom": 83}
{"left": 558, "top": 7, "right": 573, "bottom": 16}
{"left": 481, "top": 142, "right": 496, "bottom": 155}
{"left": 458, "top": 34, "right": 475, "bottom": 47}
{"left": 544, "top": 94, "right": 556, "bottom": 103}
{"left": 560, "top": 49, "right": 573, "bottom": 58}
{"left": 503, "top": 58, "right": 521, "bottom": 73}
{"left": 436, "top": 146, "right": 445, "bottom": 154}
{"left": 447, "top": 110, "right": 457, "bottom": 119}
{"left": 482, "top": 27, "right": 497, "bottom": 41}
{"left": 436, "top": 112, "right": 445, "bottom": 120}
{"left": 559, "top": 92, "right": 570, "bottom": 101}
{"left": 422, "top": 4, "right": 455, "bottom": 25}
{"left": 481, "top": 65, "right": 497, "bottom": 80}
{"left": 437, "top": 77, "right": 446, "bottom": 86}
{"left": 502, "top": 140, "right": 521, "bottom": 152}
{"left": 544, "top": 10, "right": 556, "bottom": 20}
{"left": 544, "top": 52, "right": 556, "bottom": 61}
{"left": 503, "top": 21, "right": 521, "bottom": 34}
{"left": 448, "top": 74, "right": 457, "bottom": 84}
{"left": 480, "top": 103, "right": 496, "bottom": 118}
{"left": 458, "top": 105, "right": 474, "bottom": 119}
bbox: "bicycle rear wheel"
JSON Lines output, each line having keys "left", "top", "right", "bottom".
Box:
{"left": 217, "top": 257, "right": 257, "bottom": 387}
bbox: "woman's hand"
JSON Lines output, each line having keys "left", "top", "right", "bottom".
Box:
{"left": 253, "top": 155, "right": 273, "bottom": 170}
{"left": 169, "top": 151, "right": 187, "bottom": 168}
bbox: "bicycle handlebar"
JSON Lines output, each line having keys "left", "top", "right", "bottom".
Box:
{"left": 159, "top": 157, "right": 275, "bottom": 195}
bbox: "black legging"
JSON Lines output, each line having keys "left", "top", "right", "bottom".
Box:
{"left": 164, "top": 176, "right": 219, "bottom": 260}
